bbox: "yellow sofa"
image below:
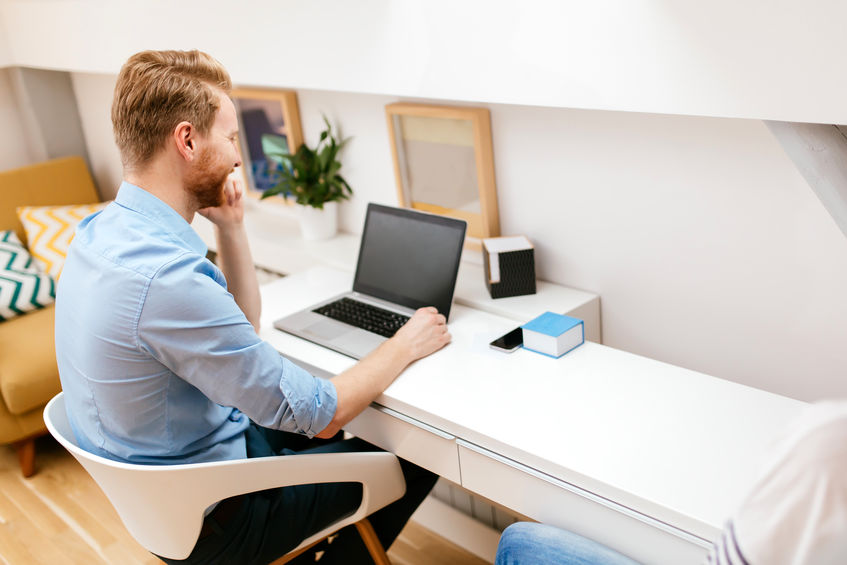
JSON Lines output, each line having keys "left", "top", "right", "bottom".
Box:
{"left": 0, "top": 156, "right": 100, "bottom": 476}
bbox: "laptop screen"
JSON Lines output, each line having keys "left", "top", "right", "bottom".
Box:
{"left": 353, "top": 203, "right": 467, "bottom": 319}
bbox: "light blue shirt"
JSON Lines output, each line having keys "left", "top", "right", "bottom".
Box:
{"left": 55, "top": 182, "right": 337, "bottom": 465}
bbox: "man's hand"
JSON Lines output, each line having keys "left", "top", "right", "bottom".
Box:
{"left": 198, "top": 176, "right": 244, "bottom": 228}
{"left": 316, "top": 306, "right": 451, "bottom": 438}
{"left": 391, "top": 307, "right": 451, "bottom": 363}
{"left": 199, "top": 175, "right": 261, "bottom": 329}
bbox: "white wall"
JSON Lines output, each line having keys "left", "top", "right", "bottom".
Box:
{"left": 8, "top": 1, "right": 847, "bottom": 401}
{"left": 69, "top": 72, "right": 847, "bottom": 402}
{"left": 13, "top": 67, "right": 90, "bottom": 164}
{"left": 0, "top": 8, "right": 11, "bottom": 69}
{"left": 490, "top": 107, "right": 847, "bottom": 401}
{"left": 0, "top": 67, "right": 36, "bottom": 170}
{"left": 3, "top": 0, "right": 847, "bottom": 124}
{"left": 70, "top": 73, "right": 121, "bottom": 199}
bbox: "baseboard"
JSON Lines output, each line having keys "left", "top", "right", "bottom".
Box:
{"left": 410, "top": 495, "right": 501, "bottom": 563}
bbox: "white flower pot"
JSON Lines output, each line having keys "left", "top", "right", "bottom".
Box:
{"left": 298, "top": 201, "right": 338, "bottom": 241}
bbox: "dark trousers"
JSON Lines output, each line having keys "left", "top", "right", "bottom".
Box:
{"left": 159, "top": 423, "right": 438, "bottom": 565}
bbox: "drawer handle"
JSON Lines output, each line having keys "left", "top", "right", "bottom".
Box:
{"left": 371, "top": 404, "right": 456, "bottom": 440}
{"left": 457, "top": 440, "right": 711, "bottom": 549}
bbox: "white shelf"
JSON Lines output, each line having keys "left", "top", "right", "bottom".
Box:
{"left": 194, "top": 202, "right": 602, "bottom": 342}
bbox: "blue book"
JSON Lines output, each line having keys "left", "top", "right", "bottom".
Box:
{"left": 521, "top": 312, "right": 584, "bottom": 358}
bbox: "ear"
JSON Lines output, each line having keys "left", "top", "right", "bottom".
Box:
{"left": 173, "top": 121, "right": 195, "bottom": 161}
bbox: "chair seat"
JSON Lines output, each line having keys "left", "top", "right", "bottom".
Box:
{"left": 0, "top": 305, "right": 61, "bottom": 415}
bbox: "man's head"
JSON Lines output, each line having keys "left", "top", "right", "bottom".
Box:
{"left": 112, "top": 49, "right": 240, "bottom": 209}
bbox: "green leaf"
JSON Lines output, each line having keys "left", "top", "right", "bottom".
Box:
{"left": 262, "top": 115, "right": 353, "bottom": 207}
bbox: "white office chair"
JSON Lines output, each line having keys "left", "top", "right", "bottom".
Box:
{"left": 44, "top": 393, "right": 405, "bottom": 564}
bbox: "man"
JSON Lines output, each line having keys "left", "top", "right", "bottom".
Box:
{"left": 55, "top": 49, "right": 447, "bottom": 564}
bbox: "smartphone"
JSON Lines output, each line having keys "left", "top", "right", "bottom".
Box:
{"left": 489, "top": 327, "right": 523, "bottom": 353}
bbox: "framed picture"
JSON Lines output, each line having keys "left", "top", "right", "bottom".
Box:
{"left": 231, "top": 88, "right": 304, "bottom": 198}
{"left": 385, "top": 102, "right": 500, "bottom": 242}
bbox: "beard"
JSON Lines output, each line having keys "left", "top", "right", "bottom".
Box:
{"left": 185, "top": 146, "right": 230, "bottom": 209}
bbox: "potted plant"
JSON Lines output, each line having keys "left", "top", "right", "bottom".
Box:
{"left": 261, "top": 116, "right": 353, "bottom": 240}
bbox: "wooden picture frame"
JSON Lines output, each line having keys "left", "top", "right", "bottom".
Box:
{"left": 385, "top": 102, "right": 500, "bottom": 242}
{"left": 231, "top": 88, "right": 304, "bottom": 199}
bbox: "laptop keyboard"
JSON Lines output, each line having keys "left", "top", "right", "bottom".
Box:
{"left": 313, "top": 297, "right": 410, "bottom": 338}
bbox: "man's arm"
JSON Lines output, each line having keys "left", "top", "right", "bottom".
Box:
{"left": 199, "top": 178, "right": 261, "bottom": 331}
{"left": 214, "top": 222, "right": 261, "bottom": 330}
{"left": 315, "top": 306, "right": 450, "bottom": 438}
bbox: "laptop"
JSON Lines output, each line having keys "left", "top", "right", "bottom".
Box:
{"left": 273, "top": 203, "right": 467, "bottom": 359}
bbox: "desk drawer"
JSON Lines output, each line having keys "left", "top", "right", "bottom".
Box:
{"left": 458, "top": 441, "right": 709, "bottom": 565}
{"left": 345, "top": 405, "right": 461, "bottom": 483}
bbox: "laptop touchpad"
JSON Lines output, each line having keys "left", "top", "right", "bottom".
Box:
{"left": 304, "top": 319, "right": 353, "bottom": 340}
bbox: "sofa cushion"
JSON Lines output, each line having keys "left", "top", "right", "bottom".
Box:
{"left": 0, "top": 304, "right": 61, "bottom": 415}
{"left": 1, "top": 156, "right": 100, "bottom": 243}
{"left": 0, "top": 394, "right": 48, "bottom": 444}
{"left": 17, "top": 201, "right": 108, "bottom": 279}
{"left": 0, "top": 230, "right": 55, "bottom": 321}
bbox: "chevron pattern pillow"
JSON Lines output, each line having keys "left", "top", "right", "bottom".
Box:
{"left": 0, "top": 230, "right": 55, "bottom": 322}
{"left": 17, "top": 201, "right": 108, "bottom": 280}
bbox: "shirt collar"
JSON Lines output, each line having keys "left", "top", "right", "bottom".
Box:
{"left": 114, "top": 181, "right": 207, "bottom": 256}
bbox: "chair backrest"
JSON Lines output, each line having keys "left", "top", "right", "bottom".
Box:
{"left": 44, "top": 393, "right": 407, "bottom": 560}
{"left": 44, "top": 393, "right": 209, "bottom": 559}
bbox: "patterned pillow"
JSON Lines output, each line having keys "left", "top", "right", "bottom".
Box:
{"left": 0, "top": 230, "right": 55, "bottom": 322}
{"left": 17, "top": 201, "right": 108, "bottom": 280}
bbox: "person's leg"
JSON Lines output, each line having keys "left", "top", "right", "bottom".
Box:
{"left": 244, "top": 424, "right": 378, "bottom": 564}
{"left": 251, "top": 422, "right": 437, "bottom": 551}
{"left": 160, "top": 480, "right": 365, "bottom": 565}
{"left": 248, "top": 424, "right": 438, "bottom": 548}
{"left": 157, "top": 427, "right": 368, "bottom": 565}
{"left": 286, "top": 435, "right": 438, "bottom": 565}
{"left": 163, "top": 424, "right": 436, "bottom": 565}
{"left": 251, "top": 422, "right": 345, "bottom": 455}
{"left": 495, "top": 522, "right": 641, "bottom": 565}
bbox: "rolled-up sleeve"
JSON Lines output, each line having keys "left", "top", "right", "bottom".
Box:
{"left": 137, "top": 251, "right": 337, "bottom": 437}
{"left": 277, "top": 356, "right": 337, "bottom": 436}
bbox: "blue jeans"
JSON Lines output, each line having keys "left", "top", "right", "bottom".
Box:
{"left": 495, "top": 523, "right": 642, "bottom": 565}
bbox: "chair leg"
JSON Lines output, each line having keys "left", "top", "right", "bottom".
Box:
{"left": 354, "top": 518, "right": 391, "bottom": 565}
{"left": 269, "top": 536, "right": 327, "bottom": 565}
{"left": 14, "top": 437, "right": 36, "bottom": 478}
{"left": 269, "top": 518, "right": 391, "bottom": 565}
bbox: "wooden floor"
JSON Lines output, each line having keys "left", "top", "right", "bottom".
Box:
{"left": 0, "top": 436, "right": 489, "bottom": 565}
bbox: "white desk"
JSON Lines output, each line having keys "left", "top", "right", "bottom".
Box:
{"left": 259, "top": 266, "right": 807, "bottom": 565}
